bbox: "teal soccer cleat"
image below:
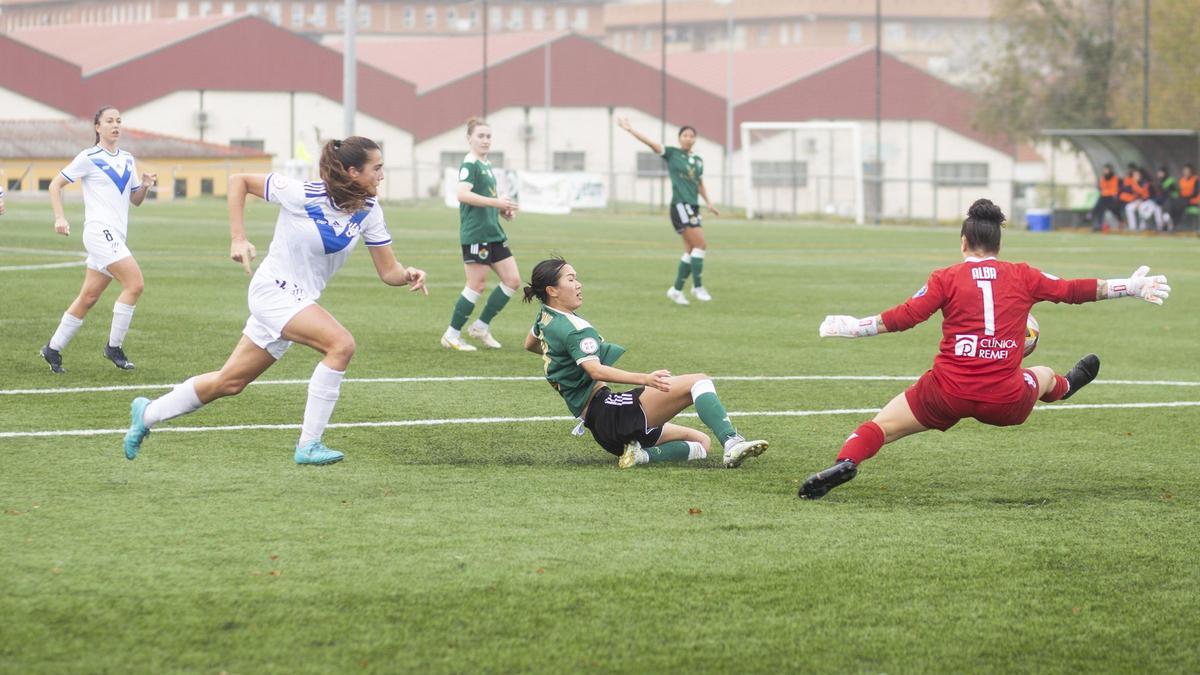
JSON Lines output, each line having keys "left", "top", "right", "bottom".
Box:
{"left": 124, "top": 397, "right": 151, "bottom": 460}
{"left": 295, "top": 440, "right": 345, "bottom": 466}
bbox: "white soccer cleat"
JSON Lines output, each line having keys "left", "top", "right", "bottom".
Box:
{"left": 467, "top": 324, "right": 502, "bottom": 349}
{"left": 440, "top": 335, "right": 477, "bottom": 352}
{"left": 690, "top": 286, "right": 712, "bottom": 302}
{"left": 722, "top": 437, "right": 768, "bottom": 468}
{"left": 666, "top": 287, "right": 690, "bottom": 305}
{"left": 618, "top": 441, "right": 649, "bottom": 469}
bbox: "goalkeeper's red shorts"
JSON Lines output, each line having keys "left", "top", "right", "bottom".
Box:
{"left": 904, "top": 369, "right": 1040, "bottom": 431}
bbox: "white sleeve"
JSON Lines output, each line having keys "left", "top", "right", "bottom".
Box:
{"left": 60, "top": 150, "right": 93, "bottom": 183}
{"left": 128, "top": 156, "right": 141, "bottom": 191}
{"left": 361, "top": 204, "right": 392, "bottom": 247}
{"left": 263, "top": 172, "right": 305, "bottom": 212}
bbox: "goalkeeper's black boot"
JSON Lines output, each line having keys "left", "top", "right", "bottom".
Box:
{"left": 799, "top": 459, "right": 858, "bottom": 500}
{"left": 1061, "top": 354, "right": 1100, "bottom": 401}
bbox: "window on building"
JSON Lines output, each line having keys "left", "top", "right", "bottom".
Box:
{"left": 441, "top": 151, "right": 464, "bottom": 171}
{"left": 38, "top": 178, "right": 52, "bottom": 191}
{"left": 884, "top": 22, "right": 906, "bottom": 43}
{"left": 230, "top": 139, "right": 266, "bottom": 151}
{"left": 425, "top": 6, "right": 436, "bottom": 29}
{"left": 290, "top": 3, "right": 303, "bottom": 26}
{"left": 934, "top": 162, "right": 989, "bottom": 186}
{"left": 751, "top": 161, "right": 808, "bottom": 188}
{"left": 201, "top": 178, "right": 214, "bottom": 195}
{"left": 174, "top": 178, "right": 188, "bottom": 198}
{"left": 265, "top": 1, "right": 281, "bottom": 24}
{"left": 553, "top": 152, "right": 585, "bottom": 172}
{"left": 198, "top": 1, "right": 211, "bottom": 17}
{"left": 793, "top": 22, "right": 803, "bottom": 44}
{"left": 531, "top": 7, "right": 545, "bottom": 30}
{"left": 357, "top": 4, "right": 369, "bottom": 28}
{"left": 222, "top": 2, "right": 234, "bottom": 16}
{"left": 508, "top": 7, "right": 522, "bottom": 30}
{"left": 487, "top": 6, "right": 501, "bottom": 29}
{"left": 637, "top": 152, "right": 667, "bottom": 178}
{"left": 554, "top": 7, "right": 567, "bottom": 30}
{"left": 623, "top": 32, "right": 633, "bottom": 50}
{"left": 402, "top": 6, "right": 414, "bottom": 28}
{"left": 247, "top": 2, "right": 260, "bottom": 15}
{"left": 780, "top": 24, "right": 789, "bottom": 46}
{"left": 446, "top": 7, "right": 457, "bottom": 26}
{"left": 572, "top": 8, "right": 587, "bottom": 31}
{"left": 488, "top": 152, "right": 505, "bottom": 168}
{"left": 641, "top": 29, "right": 653, "bottom": 50}
{"left": 6, "top": 179, "right": 20, "bottom": 192}
{"left": 176, "top": 1, "right": 188, "bottom": 19}
{"left": 311, "top": 3, "right": 326, "bottom": 27}
{"left": 467, "top": 8, "right": 478, "bottom": 28}
{"left": 848, "top": 21, "right": 863, "bottom": 45}
{"left": 757, "top": 24, "right": 770, "bottom": 46}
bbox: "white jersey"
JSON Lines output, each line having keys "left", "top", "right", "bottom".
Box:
{"left": 256, "top": 173, "right": 392, "bottom": 303}
{"left": 60, "top": 146, "right": 141, "bottom": 238}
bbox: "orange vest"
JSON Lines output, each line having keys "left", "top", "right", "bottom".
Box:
{"left": 1099, "top": 174, "right": 1119, "bottom": 197}
{"left": 1180, "top": 175, "right": 1198, "bottom": 204}
{"left": 1119, "top": 176, "right": 1137, "bottom": 202}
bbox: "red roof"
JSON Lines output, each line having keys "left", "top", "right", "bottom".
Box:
{"left": 0, "top": 118, "right": 271, "bottom": 158}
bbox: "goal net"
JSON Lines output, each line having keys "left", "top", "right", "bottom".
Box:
{"left": 741, "top": 122, "right": 864, "bottom": 224}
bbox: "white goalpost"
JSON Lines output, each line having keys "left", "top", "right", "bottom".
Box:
{"left": 740, "top": 121, "right": 865, "bottom": 224}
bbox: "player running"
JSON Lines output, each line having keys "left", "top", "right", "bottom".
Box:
{"left": 440, "top": 117, "right": 521, "bottom": 351}
{"left": 41, "top": 106, "right": 157, "bottom": 373}
{"left": 122, "top": 137, "right": 428, "bottom": 466}
{"left": 522, "top": 257, "right": 767, "bottom": 469}
{"left": 617, "top": 117, "right": 719, "bottom": 305}
{"left": 800, "top": 199, "right": 1170, "bottom": 499}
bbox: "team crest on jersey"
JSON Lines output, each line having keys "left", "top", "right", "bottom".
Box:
{"left": 459, "top": 167, "right": 470, "bottom": 181}
{"left": 270, "top": 174, "right": 290, "bottom": 192}
{"left": 579, "top": 337, "right": 599, "bottom": 355}
{"left": 912, "top": 285, "right": 928, "bottom": 298}
{"left": 478, "top": 244, "right": 490, "bottom": 260}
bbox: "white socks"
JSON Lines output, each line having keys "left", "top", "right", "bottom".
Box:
{"left": 143, "top": 377, "right": 203, "bottom": 428}
{"left": 470, "top": 319, "right": 488, "bottom": 332}
{"left": 690, "top": 248, "right": 706, "bottom": 259}
{"left": 109, "top": 302, "right": 135, "bottom": 348}
{"left": 681, "top": 252, "right": 692, "bottom": 264}
{"left": 687, "top": 441, "right": 707, "bottom": 460}
{"left": 48, "top": 312, "right": 83, "bottom": 351}
{"left": 461, "top": 286, "right": 482, "bottom": 303}
{"left": 298, "top": 362, "right": 345, "bottom": 447}
{"left": 498, "top": 283, "right": 516, "bottom": 298}
{"left": 690, "top": 378, "right": 717, "bottom": 401}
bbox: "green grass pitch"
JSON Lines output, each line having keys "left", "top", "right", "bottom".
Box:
{"left": 1, "top": 199, "right": 1198, "bottom": 673}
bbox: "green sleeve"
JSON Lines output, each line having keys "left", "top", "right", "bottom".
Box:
{"left": 458, "top": 161, "right": 477, "bottom": 186}
{"left": 661, "top": 146, "right": 677, "bottom": 161}
{"left": 565, "top": 327, "right": 603, "bottom": 364}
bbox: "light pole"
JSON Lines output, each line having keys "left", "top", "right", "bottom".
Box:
{"left": 716, "top": 0, "right": 734, "bottom": 210}
{"left": 342, "top": 0, "right": 356, "bottom": 136}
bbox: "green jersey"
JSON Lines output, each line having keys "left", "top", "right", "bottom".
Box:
{"left": 458, "top": 154, "right": 507, "bottom": 245}
{"left": 662, "top": 146, "right": 703, "bottom": 205}
{"left": 532, "top": 305, "right": 626, "bottom": 417}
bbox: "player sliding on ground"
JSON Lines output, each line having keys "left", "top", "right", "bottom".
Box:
{"left": 122, "top": 137, "right": 427, "bottom": 466}
{"left": 522, "top": 257, "right": 767, "bottom": 469}
{"left": 799, "top": 199, "right": 1171, "bottom": 500}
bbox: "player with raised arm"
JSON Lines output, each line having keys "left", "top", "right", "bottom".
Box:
{"left": 800, "top": 199, "right": 1170, "bottom": 500}
{"left": 522, "top": 257, "right": 767, "bottom": 469}
{"left": 440, "top": 117, "right": 521, "bottom": 351}
{"left": 122, "top": 137, "right": 428, "bottom": 466}
{"left": 617, "top": 118, "right": 719, "bottom": 305}
{"left": 40, "top": 106, "right": 157, "bottom": 373}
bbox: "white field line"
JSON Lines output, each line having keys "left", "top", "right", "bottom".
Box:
{"left": 0, "top": 261, "right": 87, "bottom": 271}
{"left": 0, "top": 246, "right": 87, "bottom": 272}
{"left": 3, "top": 374, "right": 1200, "bottom": 397}
{"left": 1, "top": 401, "right": 1198, "bottom": 440}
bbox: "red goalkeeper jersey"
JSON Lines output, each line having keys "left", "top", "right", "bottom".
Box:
{"left": 880, "top": 257, "right": 1097, "bottom": 403}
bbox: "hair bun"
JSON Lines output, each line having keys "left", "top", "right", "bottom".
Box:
{"left": 967, "top": 198, "right": 1005, "bottom": 224}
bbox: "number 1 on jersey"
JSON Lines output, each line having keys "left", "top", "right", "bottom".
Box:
{"left": 976, "top": 280, "right": 995, "bottom": 336}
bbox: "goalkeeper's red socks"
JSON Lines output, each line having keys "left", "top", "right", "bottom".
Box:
{"left": 1040, "top": 374, "right": 1070, "bottom": 402}
{"left": 836, "top": 421, "right": 885, "bottom": 465}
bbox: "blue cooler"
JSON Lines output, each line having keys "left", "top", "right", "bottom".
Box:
{"left": 1025, "top": 208, "right": 1052, "bottom": 232}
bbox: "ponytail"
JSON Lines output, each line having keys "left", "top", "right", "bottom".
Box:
{"left": 466, "top": 117, "right": 489, "bottom": 137}
{"left": 318, "top": 136, "right": 380, "bottom": 213}
{"left": 522, "top": 257, "right": 569, "bottom": 304}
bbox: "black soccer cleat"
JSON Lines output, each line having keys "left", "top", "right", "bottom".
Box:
{"left": 40, "top": 345, "right": 65, "bottom": 374}
{"left": 799, "top": 459, "right": 858, "bottom": 500}
{"left": 104, "top": 345, "right": 135, "bottom": 370}
{"left": 1060, "top": 353, "right": 1100, "bottom": 400}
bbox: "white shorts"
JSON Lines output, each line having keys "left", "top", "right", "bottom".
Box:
{"left": 82, "top": 225, "right": 133, "bottom": 276}
{"left": 242, "top": 276, "right": 314, "bottom": 359}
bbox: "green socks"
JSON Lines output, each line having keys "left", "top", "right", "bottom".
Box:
{"left": 692, "top": 380, "right": 737, "bottom": 445}
{"left": 690, "top": 248, "right": 705, "bottom": 287}
{"left": 478, "top": 284, "right": 515, "bottom": 325}
{"left": 449, "top": 287, "right": 481, "bottom": 331}
{"left": 646, "top": 440, "right": 693, "bottom": 462}
{"left": 673, "top": 255, "right": 691, "bottom": 291}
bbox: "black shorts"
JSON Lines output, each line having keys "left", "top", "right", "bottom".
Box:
{"left": 583, "top": 386, "right": 664, "bottom": 456}
{"left": 669, "top": 203, "right": 702, "bottom": 234}
{"left": 461, "top": 241, "right": 513, "bottom": 265}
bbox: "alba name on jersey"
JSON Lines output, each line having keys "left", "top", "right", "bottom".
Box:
{"left": 881, "top": 257, "right": 1097, "bottom": 403}
{"left": 259, "top": 173, "right": 392, "bottom": 302}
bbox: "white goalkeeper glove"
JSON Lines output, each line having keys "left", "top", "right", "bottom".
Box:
{"left": 1105, "top": 265, "right": 1171, "bottom": 305}
{"left": 819, "top": 315, "right": 880, "bottom": 338}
